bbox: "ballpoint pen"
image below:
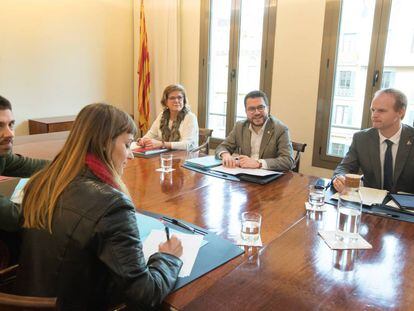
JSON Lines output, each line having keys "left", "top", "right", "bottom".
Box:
{"left": 165, "top": 225, "right": 170, "bottom": 240}
{"left": 162, "top": 217, "right": 207, "bottom": 235}
{"left": 160, "top": 219, "right": 170, "bottom": 240}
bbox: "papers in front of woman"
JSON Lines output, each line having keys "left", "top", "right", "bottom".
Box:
{"left": 142, "top": 230, "right": 203, "bottom": 277}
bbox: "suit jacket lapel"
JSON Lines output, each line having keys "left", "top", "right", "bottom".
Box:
{"left": 394, "top": 125, "right": 414, "bottom": 185}
{"left": 242, "top": 122, "right": 252, "bottom": 156}
{"left": 368, "top": 129, "right": 382, "bottom": 188}
{"left": 259, "top": 118, "right": 274, "bottom": 158}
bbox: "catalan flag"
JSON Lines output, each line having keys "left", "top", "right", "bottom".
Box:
{"left": 137, "top": 0, "right": 151, "bottom": 134}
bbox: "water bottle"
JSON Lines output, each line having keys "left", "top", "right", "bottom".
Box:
{"left": 336, "top": 174, "right": 362, "bottom": 243}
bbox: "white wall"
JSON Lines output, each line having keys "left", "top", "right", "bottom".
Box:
{"left": 180, "top": 0, "right": 200, "bottom": 115}
{"left": 270, "top": 0, "right": 332, "bottom": 178}
{"left": 0, "top": 0, "right": 134, "bottom": 135}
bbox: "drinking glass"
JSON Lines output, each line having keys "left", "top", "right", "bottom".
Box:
{"left": 240, "top": 212, "right": 262, "bottom": 243}
{"left": 308, "top": 185, "right": 325, "bottom": 210}
{"left": 160, "top": 153, "right": 173, "bottom": 172}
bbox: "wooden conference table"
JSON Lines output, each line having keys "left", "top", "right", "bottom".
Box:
{"left": 11, "top": 132, "right": 414, "bottom": 310}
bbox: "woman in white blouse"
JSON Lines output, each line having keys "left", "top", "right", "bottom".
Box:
{"left": 139, "top": 84, "right": 198, "bottom": 150}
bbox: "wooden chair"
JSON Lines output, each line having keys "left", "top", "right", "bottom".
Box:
{"left": 291, "top": 141, "right": 307, "bottom": 173}
{"left": 190, "top": 128, "right": 213, "bottom": 154}
{"left": 0, "top": 265, "right": 58, "bottom": 310}
{"left": 0, "top": 292, "right": 57, "bottom": 311}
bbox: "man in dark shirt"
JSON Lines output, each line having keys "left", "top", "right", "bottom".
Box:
{"left": 0, "top": 95, "right": 48, "bottom": 231}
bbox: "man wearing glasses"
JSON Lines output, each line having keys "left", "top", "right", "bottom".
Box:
{"left": 215, "top": 90, "right": 294, "bottom": 171}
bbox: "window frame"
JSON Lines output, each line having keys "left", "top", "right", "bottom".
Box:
{"left": 197, "top": 0, "right": 277, "bottom": 147}
{"left": 312, "top": 0, "right": 392, "bottom": 170}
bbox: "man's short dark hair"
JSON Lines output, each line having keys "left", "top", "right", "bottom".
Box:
{"left": 244, "top": 90, "right": 269, "bottom": 108}
{"left": 375, "top": 88, "right": 407, "bottom": 111}
{"left": 0, "top": 96, "right": 12, "bottom": 111}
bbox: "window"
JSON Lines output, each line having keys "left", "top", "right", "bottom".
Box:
{"left": 335, "top": 71, "right": 355, "bottom": 97}
{"left": 333, "top": 105, "right": 352, "bottom": 126}
{"left": 198, "top": 0, "right": 276, "bottom": 142}
{"left": 313, "top": 0, "right": 414, "bottom": 169}
{"left": 329, "top": 143, "right": 346, "bottom": 157}
{"left": 381, "top": 71, "right": 395, "bottom": 89}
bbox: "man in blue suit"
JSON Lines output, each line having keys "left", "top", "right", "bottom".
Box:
{"left": 333, "top": 88, "right": 414, "bottom": 194}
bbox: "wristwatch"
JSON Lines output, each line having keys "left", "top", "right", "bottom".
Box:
{"left": 161, "top": 140, "right": 166, "bottom": 148}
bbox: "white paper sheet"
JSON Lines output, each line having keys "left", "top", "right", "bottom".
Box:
{"left": 10, "top": 178, "right": 29, "bottom": 204}
{"left": 211, "top": 165, "right": 281, "bottom": 177}
{"left": 143, "top": 230, "right": 203, "bottom": 277}
{"left": 331, "top": 186, "right": 387, "bottom": 206}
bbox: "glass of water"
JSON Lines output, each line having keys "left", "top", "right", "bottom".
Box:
{"left": 308, "top": 185, "right": 325, "bottom": 210}
{"left": 241, "top": 212, "right": 262, "bottom": 243}
{"left": 160, "top": 153, "right": 173, "bottom": 172}
{"left": 336, "top": 176, "right": 362, "bottom": 243}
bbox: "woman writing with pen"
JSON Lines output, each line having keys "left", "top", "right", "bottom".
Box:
{"left": 16, "top": 103, "right": 183, "bottom": 310}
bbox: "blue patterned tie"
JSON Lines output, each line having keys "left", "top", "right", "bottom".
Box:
{"left": 383, "top": 139, "right": 393, "bottom": 191}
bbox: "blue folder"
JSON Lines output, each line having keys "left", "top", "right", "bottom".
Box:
{"left": 136, "top": 210, "right": 244, "bottom": 291}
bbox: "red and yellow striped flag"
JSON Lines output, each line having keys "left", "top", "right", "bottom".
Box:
{"left": 137, "top": 0, "right": 151, "bottom": 134}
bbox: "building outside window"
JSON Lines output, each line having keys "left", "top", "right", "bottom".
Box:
{"left": 198, "top": 0, "right": 276, "bottom": 143}
{"left": 313, "top": 0, "right": 414, "bottom": 169}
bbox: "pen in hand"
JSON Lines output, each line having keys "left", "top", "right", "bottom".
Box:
{"left": 165, "top": 225, "right": 170, "bottom": 241}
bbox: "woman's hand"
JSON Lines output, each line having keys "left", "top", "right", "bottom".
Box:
{"left": 141, "top": 138, "right": 163, "bottom": 149}
{"left": 159, "top": 235, "right": 183, "bottom": 258}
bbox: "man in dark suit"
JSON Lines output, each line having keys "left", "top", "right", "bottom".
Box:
{"left": 0, "top": 95, "right": 48, "bottom": 231}
{"left": 333, "top": 88, "right": 414, "bottom": 194}
{"left": 215, "top": 90, "right": 294, "bottom": 171}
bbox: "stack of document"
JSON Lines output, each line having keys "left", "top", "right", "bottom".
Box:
{"left": 331, "top": 187, "right": 387, "bottom": 206}
{"left": 132, "top": 147, "right": 168, "bottom": 157}
{"left": 184, "top": 155, "right": 222, "bottom": 169}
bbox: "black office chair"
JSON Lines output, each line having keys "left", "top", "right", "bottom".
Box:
{"left": 291, "top": 141, "right": 307, "bottom": 173}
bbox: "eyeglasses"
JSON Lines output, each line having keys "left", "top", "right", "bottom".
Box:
{"left": 246, "top": 105, "right": 266, "bottom": 113}
{"left": 168, "top": 95, "right": 184, "bottom": 101}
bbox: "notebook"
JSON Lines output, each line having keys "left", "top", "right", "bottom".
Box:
{"left": 184, "top": 155, "right": 222, "bottom": 169}
{"left": 132, "top": 147, "right": 168, "bottom": 158}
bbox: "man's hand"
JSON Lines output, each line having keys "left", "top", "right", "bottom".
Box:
{"left": 239, "top": 155, "right": 261, "bottom": 169}
{"left": 221, "top": 152, "right": 238, "bottom": 168}
{"left": 159, "top": 235, "right": 183, "bottom": 258}
{"left": 333, "top": 175, "right": 346, "bottom": 193}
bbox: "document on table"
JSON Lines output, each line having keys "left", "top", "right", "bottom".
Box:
{"left": 11, "top": 178, "right": 29, "bottom": 204}
{"left": 143, "top": 230, "right": 203, "bottom": 277}
{"left": 211, "top": 165, "right": 281, "bottom": 177}
{"left": 331, "top": 186, "right": 387, "bottom": 206}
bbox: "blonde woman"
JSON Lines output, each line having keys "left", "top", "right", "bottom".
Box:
{"left": 17, "top": 103, "right": 183, "bottom": 309}
{"left": 139, "top": 84, "right": 199, "bottom": 150}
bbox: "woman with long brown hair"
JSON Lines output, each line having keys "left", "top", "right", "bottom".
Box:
{"left": 139, "top": 84, "right": 199, "bottom": 150}
{"left": 17, "top": 103, "right": 183, "bottom": 310}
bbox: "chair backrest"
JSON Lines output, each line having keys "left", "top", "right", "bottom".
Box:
{"left": 291, "top": 141, "right": 307, "bottom": 173}
{"left": 194, "top": 128, "right": 213, "bottom": 154}
{"left": 0, "top": 265, "right": 57, "bottom": 311}
{"left": 0, "top": 292, "right": 57, "bottom": 311}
